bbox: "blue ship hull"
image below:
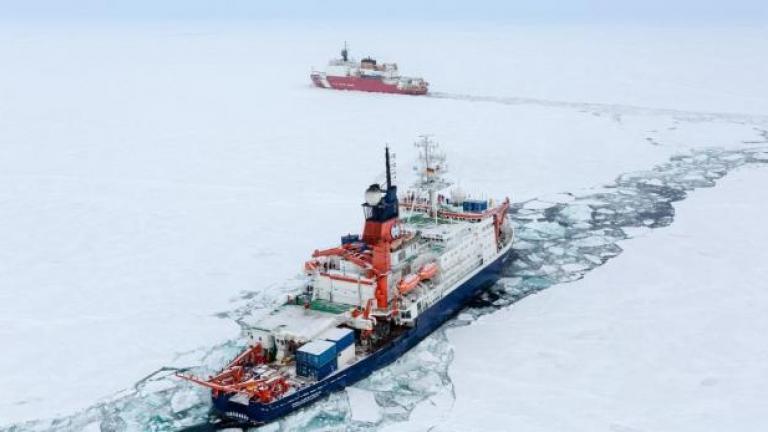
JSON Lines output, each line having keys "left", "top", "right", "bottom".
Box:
{"left": 212, "top": 247, "right": 514, "bottom": 424}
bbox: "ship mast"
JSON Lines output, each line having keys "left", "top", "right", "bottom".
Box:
{"left": 412, "top": 135, "right": 451, "bottom": 218}
{"left": 341, "top": 41, "right": 349, "bottom": 62}
{"left": 385, "top": 145, "right": 392, "bottom": 188}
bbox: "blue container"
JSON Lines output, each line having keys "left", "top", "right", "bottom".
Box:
{"left": 463, "top": 199, "right": 488, "bottom": 213}
{"left": 321, "top": 327, "right": 355, "bottom": 352}
{"left": 296, "top": 357, "right": 338, "bottom": 380}
{"left": 296, "top": 340, "right": 336, "bottom": 368}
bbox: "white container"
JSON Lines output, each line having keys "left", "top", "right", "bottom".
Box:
{"left": 337, "top": 344, "right": 356, "bottom": 367}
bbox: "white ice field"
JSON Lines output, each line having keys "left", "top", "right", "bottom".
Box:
{"left": 1, "top": 24, "right": 767, "bottom": 430}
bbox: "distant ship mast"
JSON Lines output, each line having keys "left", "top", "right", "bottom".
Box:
{"left": 411, "top": 135, "right": 451, "bottom": 217}
{"left": 341, "top": 41, "right": 349, "bottom": 62}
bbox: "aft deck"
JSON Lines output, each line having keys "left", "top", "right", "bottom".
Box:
{"left": 244, "top": 303, "right": 345, "bottom": 342}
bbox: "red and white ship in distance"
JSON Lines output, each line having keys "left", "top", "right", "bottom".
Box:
{"left": 311, "top": 43, "right": 429, "bottom": 95}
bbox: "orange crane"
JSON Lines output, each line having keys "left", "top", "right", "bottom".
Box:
{"left": 176, "top": 343, "right": 290, "bottom": 403}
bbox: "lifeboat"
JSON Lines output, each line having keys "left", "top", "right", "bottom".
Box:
{"left": 418, "top": 262, "right": 438, "bottom": 280}
{"left": 399, "top": 263, "right": 440, "bottom": 295}
{"left": 398, "top": 274, "right": 420, "bottom": 295}
{"left": 304, "top": 260, "right": 319, "bottom": 272}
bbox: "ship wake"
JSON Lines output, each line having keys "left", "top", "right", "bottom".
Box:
{"left": 4, "top": 146, "right": 767, "bottom": 432}
{"left": 428, "top": 92, "right": 768, "bottom": 125}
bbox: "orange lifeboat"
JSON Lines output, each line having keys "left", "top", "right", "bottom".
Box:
{"left": 304, "top": 260, "right": 318, "bottom": 272}
{"left": 398, "top": 274, "right": 420, "bottom": 295}
{"left": 418, "top": 262, "right": 438, "bottom": 280}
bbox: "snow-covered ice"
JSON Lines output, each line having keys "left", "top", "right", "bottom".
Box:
{"left": 346, "top": 388, "right": 381, "bottom": 424}
{"left": 1, "top": 21, "right": 767, "bottom": 431}
{"left": 427, "top": 166, "right": 768, "bottom": 432}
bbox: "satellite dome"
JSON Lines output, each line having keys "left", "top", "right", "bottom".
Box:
{"left": 365, "top": 184, "right": 383, "bottom": 206}
{"left": 451, "top": 187, "right": 466, "bottom": 205}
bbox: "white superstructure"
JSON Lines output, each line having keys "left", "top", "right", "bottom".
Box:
{"left": 179, "top": 139, "right": 512, "bottom": 410}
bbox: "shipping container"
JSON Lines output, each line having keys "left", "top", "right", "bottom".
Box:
{"left": 463, "top": 199, "right": 488, "bottom": 213}
{"left": 320, "top": 327, "right": 355, "bottom": 352}
{"left": 337, "top": 344, "right": 356, "bottom": 367}
{"left": 296, "top": 340, "right": 336, "bottom": 368}
{"left": 296, "top": 357, "right": 338, "bottom": 380}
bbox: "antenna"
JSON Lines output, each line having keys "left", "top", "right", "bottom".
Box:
{"left": 412, "top": 135, "right": 450, "bottom": 218}
{"left": 390, "top": 152, "right": 397, "bottom": 186}
{"left": 341, "top": 41, "right": 349, "bottom": 62}
{"left": 385, "top": 146, "right": 392, "bottom": 189}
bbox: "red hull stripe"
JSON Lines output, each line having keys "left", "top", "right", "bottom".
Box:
{"left": 310, "top": 75, "right": 427, "bottom": 95}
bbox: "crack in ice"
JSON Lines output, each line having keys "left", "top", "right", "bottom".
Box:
{"left": 428, "top": 92, "right": 768, "bottom": 125}
{"left": 5, "top": 146, "right": 767, "bottom": 432}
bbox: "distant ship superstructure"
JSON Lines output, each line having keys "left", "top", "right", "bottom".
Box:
{"left": 310, "top": 43, "right": 429, "bottom": 95}
{"left": 178, "top": 137, "right": 513, "bottom": 425}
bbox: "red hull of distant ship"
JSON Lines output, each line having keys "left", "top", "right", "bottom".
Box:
{"left": 311, "top": 73, "right": 428, "bottom": 96}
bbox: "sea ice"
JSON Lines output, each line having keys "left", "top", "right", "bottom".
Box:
{"left": 572, "top": 235, "right": 613, "bottom": 247}
{"left": 435, "top": 166, "right": 768, "bottom": 432}
{"left": 2, "top": 21, "right": 767, "bottom": 431}
{"left": 456, "top": 313, "right": 474, "bottom": 322}
{"left": 641, "top": 178, "right": 664, "bottom": 186}
{"left": 538, "top": 193, "right": 576, "bottom": 203}
{"left": 347, "top": 387, "right": 382, "bottom": 424}
{"left": 418, "top": 351, "right": 438, "bottom": 363}
{"left": 583, "top": 254, "right": 603, "bottom": 265}
{"left": 622, "top": 226, "right": 653, "bottom": 238}
{"left": 511, "top": 241, "right": 536, "bottom": 250}
{"left": 81, "top": 422, "right": 100, "bottom": 432}
{"left": 523, "top": 200, "right": 556, "bottom": 210}
{"left": 170, "top": 389, "right": 200, "bottom": 414}
{"left": 547, "top": 246, "right": 565, "bottom": 255}
{"left": 561, "top": 263, "right": 590, "bottom": 273}
{"left": 557, "top": 203, "right": 593, "bottom": 223}
{"left": 517, "top": 221, "right": 567, "bottom": 240}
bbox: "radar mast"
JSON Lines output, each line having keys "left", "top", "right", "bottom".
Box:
{"left": 341, "top": 41, "right": 349, "bottom": 62}
{"left": 412, "top": 135, "right": 451, "bottom": 217}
